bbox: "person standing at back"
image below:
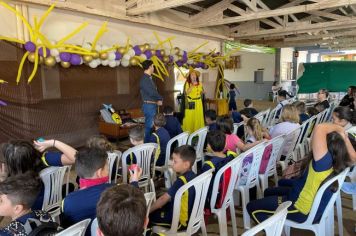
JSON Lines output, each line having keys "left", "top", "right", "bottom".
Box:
{"left": 140, "top": 60, "right": 163, "bottom": 142}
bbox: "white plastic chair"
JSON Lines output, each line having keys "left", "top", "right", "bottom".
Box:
{"left": 284, "top": 167, "right": 350, "bottom": 236}
{"left": 120, "top": 143, "right": 158, "bottom": 192}
{"left": 187, "top": 126, "right": 208, "bottom": 173}
{"left": 156, "top": 132, "right": 189, "bottom": 188}
{"left": 210, "top": 156, "right": 243, "bottom": 236}
{"left": 40, "top": 166, "right": 69, "bottom": 222}
{"left": 254, "top": 108, "right": 270, "bottom": 127}
{"left": 233, "top": 121, "right": 244, "bottom": 136}
{"left": 258, "top": 135, "right": 285, "bottom": 193}
{"left": 235, "top": 142, "right": 266, "bottom": 229}
{"left": 279, "top": 126, "right": 302, "bottom": 171}
{"left": 265, "top": 107, "right": 278, "bottom": 127}
{"left": 242, "top": 201, "right": 292, "bottom": 236}
{"left": 153, "top": 169, "right": 214, "bottom": 236}
{"left": 91, "top": 218, "right": 98, "bottom": 236}
{"left": 107, "top": 150, "right": 122, "bottom": 184}
{"left": 56, "top": 218, "right": 91, "bottom": 236}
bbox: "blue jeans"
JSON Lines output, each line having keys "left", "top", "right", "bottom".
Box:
{"left": 142, "top": 103, "right": 157, "bottom": 142}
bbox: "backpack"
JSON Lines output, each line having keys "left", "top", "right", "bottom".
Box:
{"left": 2, "top": 210, "right": 60, "bottom": 236}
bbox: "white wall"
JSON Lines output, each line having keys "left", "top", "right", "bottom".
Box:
{"left": 224, "top": 51, "right": 275, "bottom": 82}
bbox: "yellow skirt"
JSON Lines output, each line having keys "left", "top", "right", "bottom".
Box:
{"left": 182, "top": 99, "right": 205, "bottom": 133}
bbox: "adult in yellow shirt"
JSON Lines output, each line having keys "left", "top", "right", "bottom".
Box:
{"left": 182, "top": 69, "right": 205, "bottom": 133}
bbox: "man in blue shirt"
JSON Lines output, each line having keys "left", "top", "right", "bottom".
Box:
{"left": 140, "top": 60, "right": 163, "bottom": 142}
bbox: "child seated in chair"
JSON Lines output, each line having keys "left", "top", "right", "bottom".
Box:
{"left": 0, "top": 172, "right": 57, "bottom": 236}
{"left": 147, "top": 114, "right": 170, "bottom": 167}
{"left": 61, "top": 147, "right": 141, "bottom": 233}
{"left": 126, "top": 126, "right": 145, "bottom": 165}
{"left": 149, "top": 145, "right": 196, "bottom": 229}
{"left": 163, "top": 106, "right": 183, "bottom": 138}
{"left": 205, "top": 109, "right": 218, "bottom": 131}
{"left": 202, "top": 130, "right": 235, "bottom": 212}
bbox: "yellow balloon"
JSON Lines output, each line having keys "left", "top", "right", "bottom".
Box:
{"left": 118, "top": 47, "right": 126, "bottom": 54}
{"left": 151, "top": 49, "right": 156, "bottom": 56}
{"left": 92, "top": 50, "right": 99, "bottom": 59}
{"left": 99, "top": 52, "right": 108, "bottom": 60}
{"left": 83, "top": 55, "right": 93, "bottom": 63}
{"left": 28, "top": 53, "right": 36, "bottom": 63}
{"left": 139, "top": 45, "right": 146, "bottom": 52}
{"left": 60, "top": 61, "right": 71, "bottom": 68}
{"left": 44, "top": 56, "right": 56, "bottom": 67}
{"left": 174, "top": 47, "right": 180, "bottom": 55}
{"left": 163, "top": 56, "right": 170, "bottom": 63}
{"left": 39, "top": 56, "right": 44, "bottom": 64}
{"left": 129, "top": 57, "right": 139, "bottom": 66}
{"left": 144, "top": 43, "right": 150, "bottom": 51}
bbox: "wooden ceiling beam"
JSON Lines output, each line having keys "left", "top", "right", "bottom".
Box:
{"left": 193, "top": 0, "right": 356, "bottom": 27}
{"left": 284, "top": 29, "right": 356, "bottom": 41}
{"left": 127, "top": 0, "right": 204, "bottom": 15}
{"left": 233, "top": 18, "right": 356, "bottom": 39}
{"left": 309, "top": 10, "right": 349, "bottom": 20}
{"left": 190, "top": 0, "right": 234, "bottom": 22}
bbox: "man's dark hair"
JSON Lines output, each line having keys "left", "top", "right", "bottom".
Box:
{"left": 163, "top": 106, "right": 174, "bottom": 114}
{"left": 153, "top": 113, "right": 166, "bottom": 127}
{"left": 229, "top": 84, "right": 235, "bottom": 89}
{"left": 0, "top": 172, "right": 41, "bottom": 209}
{"left": 278, "top": 90, "right": 288, "bottom": 98}
{"left": 207, "top": 130, "right": 226, "bottom": 152}
{"left": 97, "top": 184, "right": 147, "bottom": 236}
{"left": 173, "top": 145, "right": 196, "bottom": 168}
{"left": 205, "top": 109, "right": 217, "bottom": 121}
{"left": 142, "top": 60, "right": 153, "bottom": 70}
{"left": 244, "top": 99, "right": 252, "bottom": 108}
{"left": 216, "top": 115, "right": 233, "bottom": 135}
{"left": 75, "top": 147, "right": 107, "bottom": 178}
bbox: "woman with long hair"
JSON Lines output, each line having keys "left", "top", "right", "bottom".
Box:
{"left": 182, "top": 68, "right": 205, "bottom": 133}
{"left": 247, "top": 123, "right": 355, "bottom": 224}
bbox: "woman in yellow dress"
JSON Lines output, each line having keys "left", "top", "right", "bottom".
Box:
{"left": 182, "top": 69, "right": 205, "bottom": 133}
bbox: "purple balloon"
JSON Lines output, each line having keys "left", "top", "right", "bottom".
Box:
{"left": 70, "top": 54, "right": 81, "bottom": 65}
{"left": 144, "top": 50, "right": 152, "bottom": 59}
{"left": 59, "top": 52, "right": 72, "bottom": 62}
{"left": 115, "top": 52, "right": 122, "bottom": 60}
{"left": 182, "top": 51, "right": 188, "bottom": 60}
{"left": 176, "top": 61, "right": 183, "bottom": 67}
{"left": 0, "top": 100, "right": 7, "bottom": 106}
{"left": 133, "top": 45, "right": 142, "bottom": 56}
{"left": 24, "top": 41, "right": 36, "bottom": 52}
{"left": 156, "top": 50, "right": 162, "bottom": 57}
{"left": 38, "top": 47, "right": 50, "bottom": 58}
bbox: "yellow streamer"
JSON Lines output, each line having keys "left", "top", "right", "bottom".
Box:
{"left": 16, "top": 51, "right": 29, "bottom": 84}
{"left": 55, "top": 22, "right": 88, "bottom": 47}
{"left": 0, "top": 1, "right": 34, "bottom": 41}
{"left": 188, "top": 41, "right": 209, "bottom": 55}
{"left": 125, "top": 37, "right": 130, "bottom": 54}
{"left": 36, "top": 31, "right": 55, "bottom": 49}
{"left": 173, "top": 62, "right": 185, "bottom": 77}
{"left": 0, "top": 36, "right": 25, "bottom": 44}
{"left": 91, "top": 22, "right": 108, "bottom": 50}
{"left": 60, "top": 49, "right": 96, "bottom": 56}
{"left": 62, "top": 44, "right": 91, "bottom": 52}
{"left": 38, "top": 4, "right": 55, "bottom": 30}
{"left": 100, "top": 46, "right": 119, "bottom": 53}
{"left": 0, "top": 79, "right": 8, "bottom": 84}
{"left": 27, "top": 48, "right": 39, "bottom": 84}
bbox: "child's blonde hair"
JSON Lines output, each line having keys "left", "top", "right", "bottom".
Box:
{"left": 280, "top": 104, "right": 299, "bottom": 123}
{"left": 86, "top": 135, "right": 114, "bottom": 152}
{"left": 246, "top": 118, "right": 264, "bottom": 141}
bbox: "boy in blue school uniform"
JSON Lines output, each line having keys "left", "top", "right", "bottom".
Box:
{"left": 205, "top": 109, "right": 218, "bottom": 131}
{"left": 202, "top": 130, "right": 236, "bottom": 211}
{"left": 61, "top": 147, "right": 141, "bottom": 234}
{"left": 163, "top": 106, "right": 183, "bottom": 138}
{"left": 149, "top": 145, "right": 196, "bottom": 229}
{"left": 147, "top": 113, "right": 171, "bottom": 167}
{"left": 0, "top": 172, "right": 57, "bottom": 236}
{"left": 126, "top": 126, "right": 145, "bottom": 165}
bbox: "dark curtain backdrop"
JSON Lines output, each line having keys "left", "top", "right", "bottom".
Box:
{"left": 0, "top": 42, "right": 175, "bottom": 147}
